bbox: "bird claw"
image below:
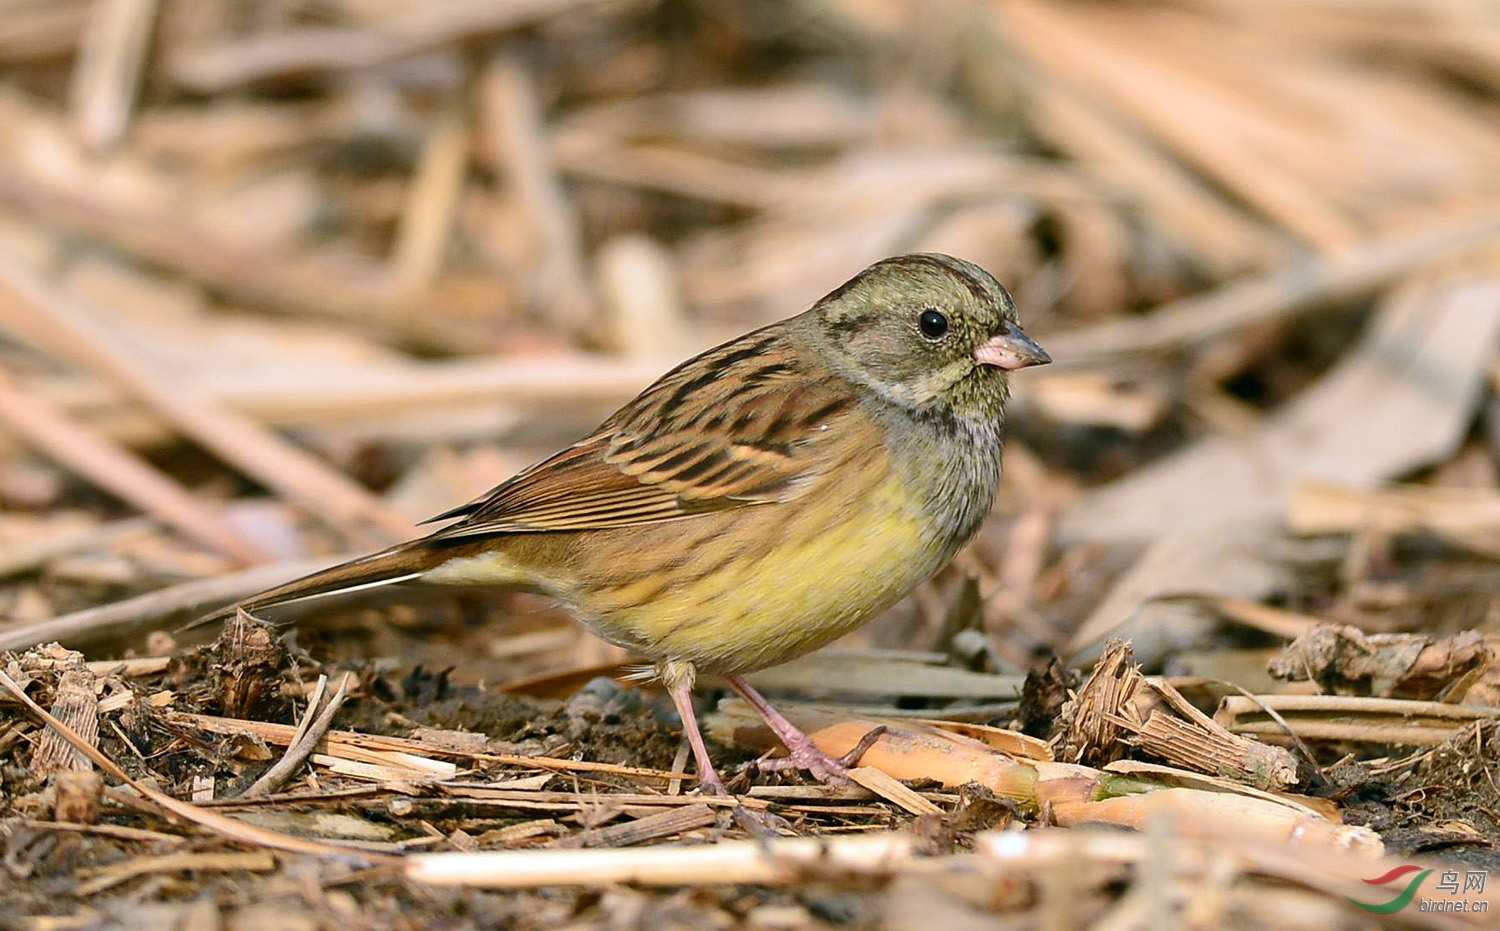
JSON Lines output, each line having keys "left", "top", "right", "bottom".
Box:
{"left": 757, "top": 748, "right": 850, "bottom": 785}
{"left": 757, "top": 722, "right": 887, "bottom": 786}
{"left": 694, "top": 769, "right": 731, "bottom": 797}
{"left": 756, "top": 722, "right": 889, "bottom": 787}
{"left": 837, "top": 724, "right": 888, "bottom": 768}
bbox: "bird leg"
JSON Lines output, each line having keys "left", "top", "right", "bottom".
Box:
{"left": 724, "top": 674, "right": 852, "bottom": 786}
{"left": 660, "top": 660, "right": 729, "bottom": 796}
{"left": 661, "top": 664, "right": 802, "bottom": 837}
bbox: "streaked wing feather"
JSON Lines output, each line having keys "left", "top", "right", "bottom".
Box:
{"left": 424, "top": 330, "right": 855, "bottom": 538}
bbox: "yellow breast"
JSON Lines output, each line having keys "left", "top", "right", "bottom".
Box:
{"left": 578, "top": 452, "right": 954, "bottom": 673}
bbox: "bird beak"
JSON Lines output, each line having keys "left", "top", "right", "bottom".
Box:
{"left": 974, "top": 324, "right": 1051, "bottom": 370}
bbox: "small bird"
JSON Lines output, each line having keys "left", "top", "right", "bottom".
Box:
{"left": 206, "top": 253, "right": 1049, "bottom": 793}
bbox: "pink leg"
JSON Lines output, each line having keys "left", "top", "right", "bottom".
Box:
{"left": 725, "top": 675, "right": 851, "bottom": 786}
{"left": 663, "top": 666, "right": 729, "bottom": 796}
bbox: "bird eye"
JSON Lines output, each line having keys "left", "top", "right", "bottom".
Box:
{"left": 918, "top": 309, "right": 949, "bottom": 339}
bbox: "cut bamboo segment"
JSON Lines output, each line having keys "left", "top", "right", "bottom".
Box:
{"left": 1216, "top": 694, "right": 1499, "bottom": 746}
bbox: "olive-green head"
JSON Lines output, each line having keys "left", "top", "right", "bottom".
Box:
{"left": 800, "top": 253, "right": 1049, "bottom": 419}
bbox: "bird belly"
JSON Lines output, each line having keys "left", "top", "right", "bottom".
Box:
{"left": 571, "top": 477, "right": 952, "bottom": 674}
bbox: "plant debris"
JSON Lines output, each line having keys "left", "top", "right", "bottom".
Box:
{"left": 4, "top": 0, "right": 1500, "bottom": 927}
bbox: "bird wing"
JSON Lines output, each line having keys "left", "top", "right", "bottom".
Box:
{"left": 423, "top": 332, "right": 858, "bottom": 538}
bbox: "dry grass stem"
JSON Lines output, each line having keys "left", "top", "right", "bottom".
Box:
{"left": 1217, "top": 694, "right": 1500, "bottom": 745}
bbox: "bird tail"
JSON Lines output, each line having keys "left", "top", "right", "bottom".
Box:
{"left": 191, "top": 540, "right": 450, "bottom": 630}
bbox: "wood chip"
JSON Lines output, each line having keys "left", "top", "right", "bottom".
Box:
{"left": 32, "top": 665, "right": 98, "bottom": 777}
{"left": 846, "top": 767, "right": 942, "bottom": 815}
{"left": 557, "top": 803, "right": 718, "bottom": 848}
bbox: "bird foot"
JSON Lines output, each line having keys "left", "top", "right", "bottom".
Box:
{"left": 757, "top": 723, "right": 887, "bottom": 786}
{"left": 694, "top": 767, "right": 731, "bottom": 797}
{"left": 757, "top": 744, "right": 850, "bottom": 784}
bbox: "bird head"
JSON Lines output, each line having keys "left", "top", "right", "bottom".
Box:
{"left": 806, "top": 253, "right": 1049, "bottom": 420}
